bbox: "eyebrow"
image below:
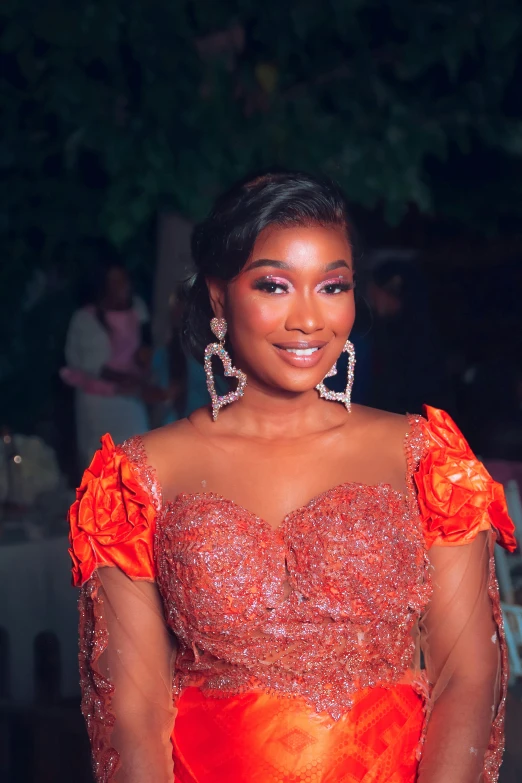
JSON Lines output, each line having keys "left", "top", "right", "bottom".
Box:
{"left": 246, "top": 258, "right": 351, "bottom": 273}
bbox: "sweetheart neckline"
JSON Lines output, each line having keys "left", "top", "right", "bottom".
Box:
{"left": 161, "top": 480, "right": 408, "bottom": 535}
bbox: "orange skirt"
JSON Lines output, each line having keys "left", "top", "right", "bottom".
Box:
{"left": 172, "top": 684, "right": 425, "bottom": 782}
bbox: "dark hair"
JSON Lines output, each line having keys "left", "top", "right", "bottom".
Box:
{"left": 77, "top": 256, "right": 127, "bottom": 308}
{"left": 183, "top": 170, "right": 357, "bottom": 362}
{"left": 77, "top": 256, "right": 131, "bottom": 333}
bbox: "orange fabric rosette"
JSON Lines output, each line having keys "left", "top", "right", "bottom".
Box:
{"left": 68, "top": 434, "right": 157, "bottom": 586}
{"left": 415, "top": 406, "right": 516, "bottom": 551}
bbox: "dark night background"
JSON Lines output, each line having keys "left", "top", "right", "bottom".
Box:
{"left": 1, "top": 1, "right": 522, "bottom": 781}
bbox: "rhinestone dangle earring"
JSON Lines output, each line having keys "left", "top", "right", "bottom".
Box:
{"left": 315, "top": 339, "right": 356, "bottom": 413}
{"left": 204, "top": 317, "right": 247, "bottom": 421}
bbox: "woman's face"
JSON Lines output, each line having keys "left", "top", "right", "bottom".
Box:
{"left": 210, "top": 223, "right": 355, "bottom": 394}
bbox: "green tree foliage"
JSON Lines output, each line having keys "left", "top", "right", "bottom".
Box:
{"left": 1, "top": 0, "right": 521, "bottom": 430}
{"left": 2, "top": 0, "right": 522, "bottom": 251}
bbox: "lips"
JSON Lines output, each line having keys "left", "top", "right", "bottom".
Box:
{"left": 273, "top": 341, "right": 328, "bottom": 368}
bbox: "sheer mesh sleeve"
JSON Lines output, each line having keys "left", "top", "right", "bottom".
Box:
{"left": 79, "top": 569, "right": 176, "bottom": 783}
{"left": 414, "top": 407, "right": 517, "bottom": 783}
{"left": 418, "top": 531, "right": 505, "bottom": 783}
{"left": 69, "top": 436, "right": 176, "bottom": 783}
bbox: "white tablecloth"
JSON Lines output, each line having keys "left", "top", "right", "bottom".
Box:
{"left": 0, "top": 536, "right": 80, "bottom": 703}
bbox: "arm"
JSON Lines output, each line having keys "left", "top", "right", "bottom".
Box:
{"left": 80, "top": 568, "right": 176, "bottom": 783}
{"left": 70, "top": 435, "right": 174, "bottom": 782}
{"left": 64, "top": 310, "right": 147, "bottom": 395}
{"left": 60, "top": 367, "right": 117, "bottom": 396}
{"left": 63, "top": 310, "right": 121, "bottom": 394}
{"left": 412, "top": 407, "right": 517, "bottom": 782}
{"left": 418, "top": 532, "right": 502, "bottom": 783}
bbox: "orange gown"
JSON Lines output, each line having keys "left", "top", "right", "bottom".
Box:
{"left": 68, "top": 407, "right": 516, "bottom": 783}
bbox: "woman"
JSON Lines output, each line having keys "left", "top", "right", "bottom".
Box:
{"left": 69, "top": 172, "right": 516, "bottom": 783}
{"left": 152, "top": 284, "right": 228, "bottom": 426}
{"left": 62, "top": 262, "right": 157, "bottom": 467}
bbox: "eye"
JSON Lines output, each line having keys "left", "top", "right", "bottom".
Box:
{"left": 253, "top": 279, "right": 289, "bottom": 295}
{"left": 320, "top": 281, "right": 354, "bottom": 295}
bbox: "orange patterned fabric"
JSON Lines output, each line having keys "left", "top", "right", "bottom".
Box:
{"left": 68, "top": 434, "right": 157, "bottom": 585}
{"left": 172, "top": 684, "right": 426, "bottom": 782}
{"left": 415, "top": 406, "right": 516, "bottom": 551}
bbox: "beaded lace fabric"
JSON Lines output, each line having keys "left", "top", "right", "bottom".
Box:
{"left": 132, "top": 415, "right": 431, "bottom": 719}
{"left": 72, "top": 410, "right": 515, "bottom": 783}
{"left": 160, "top": 490, "right": 430, "bottom": 717}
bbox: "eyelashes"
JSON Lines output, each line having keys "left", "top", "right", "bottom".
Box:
{"left": 321, "top": 281, "right": 355, "bottom": 294}
{"left": 252, "top": 277, "right": 355, "bottom": 295}
{"left": 253, "top": 278, "right": 291, "bottom": 294}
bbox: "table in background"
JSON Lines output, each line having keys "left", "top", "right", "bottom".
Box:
{"left": 0, "top": 536, "right": 79, "bottom": 703}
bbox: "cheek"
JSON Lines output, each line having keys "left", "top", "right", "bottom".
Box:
{"left": 324, "top": 295, "right": 356, "bottom": 332}
{"left": 231, "top": 292, "right": 287, "bottom": 336}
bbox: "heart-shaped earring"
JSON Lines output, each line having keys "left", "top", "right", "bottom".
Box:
{"left": 204, "top": 317, "right": 247, "bottom": 421}
{"left": 315, "top": 339, "right": 356, "bottom": 413}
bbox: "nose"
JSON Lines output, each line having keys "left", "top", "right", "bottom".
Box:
{"left": 284, "top": 290, "right": 325, "bottom": 334}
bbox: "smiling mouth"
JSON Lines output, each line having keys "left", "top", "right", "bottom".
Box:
{"left": 274, "top": 341, "right": 327, "bottom": 351}
{"left": 273, "top": 341, "right": 327, "bottom": 364}
{"left": 282, "top": 347, "right": 320, "bottom": 356}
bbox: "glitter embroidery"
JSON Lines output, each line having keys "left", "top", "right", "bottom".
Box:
{"left": 119, "top": 436, "right": 162, "bottom": 512}
{"left": 78, "top": 575, "right": 120, "bottom": 783}
{"left": 155, "top": 480, "right": 431, "bottom": 719}
{"left": 484, "top": 549, "right": 509, "bottom": 783}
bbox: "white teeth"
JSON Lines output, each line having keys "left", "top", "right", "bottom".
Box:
{"left": 284, "top": 347, "right": 319, "bottom": 356}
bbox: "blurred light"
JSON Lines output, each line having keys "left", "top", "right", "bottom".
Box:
{"left": 13, "top": 455, "right": 22, "bottom": 464}
{"left": 3, "top": 435, "right": 12, "bottom": 444}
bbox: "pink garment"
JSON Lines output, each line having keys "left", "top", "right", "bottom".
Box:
{"left": 102, "top": 308, "right": 142, "bottom": 374}
{"left": 60, "top": 367, "right": 116, "bottom": 396}
{"left": 62, "top": 306, "right": 143, "bottom": 395}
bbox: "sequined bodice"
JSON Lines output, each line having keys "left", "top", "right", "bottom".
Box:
{"left": 153, "top": 480, "right": 431, "bottom": 718}
{"left": 116, "top": 418, "right": 432, "bottom": 719}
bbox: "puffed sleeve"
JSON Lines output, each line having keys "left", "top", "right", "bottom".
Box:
{"left": 68, "top": 435, "right": 176, "bottom": 783}
{"left": 69, "top": 435, "right": 158, "bottom": 586}
{"left": 415, "top": 406, "right": 516, "bottom": 552}
{"left": 414, "top": 406, "right": 516, "bottom": 783}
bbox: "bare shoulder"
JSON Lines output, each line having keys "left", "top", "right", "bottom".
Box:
{"left": 140, "top": 418, "right": 194, "bottom": 448}
{"left": 137, "top": 406, "right": 214, "bottom": 484}
{"left": 348, "top": 404, "right": 418, "bottom": 459}
{"left": 351, "top": 404, "right": 411, "bottom": 434}
{"left": 139, "top": 418, "right": 198, "bottom": 475}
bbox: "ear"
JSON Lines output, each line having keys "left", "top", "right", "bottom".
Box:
{"left": 206, "top": 277, "right": 227, "bottom": 319}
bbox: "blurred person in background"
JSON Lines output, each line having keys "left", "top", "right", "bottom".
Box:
{"left": 150, "top": 286, "right": 188, "bottom": 426}
{"left": 69, "top": 172, "right": 514, "bottom": 783}
{"left": 61, "top": 260, "right": 167, "bottom": 467}
{"left": 153, "top": 282, "right": 225, "bottom": 425}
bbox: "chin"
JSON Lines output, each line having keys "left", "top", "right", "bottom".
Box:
{"left": 269, "top": 372, "right": 323, "bottom": 395}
